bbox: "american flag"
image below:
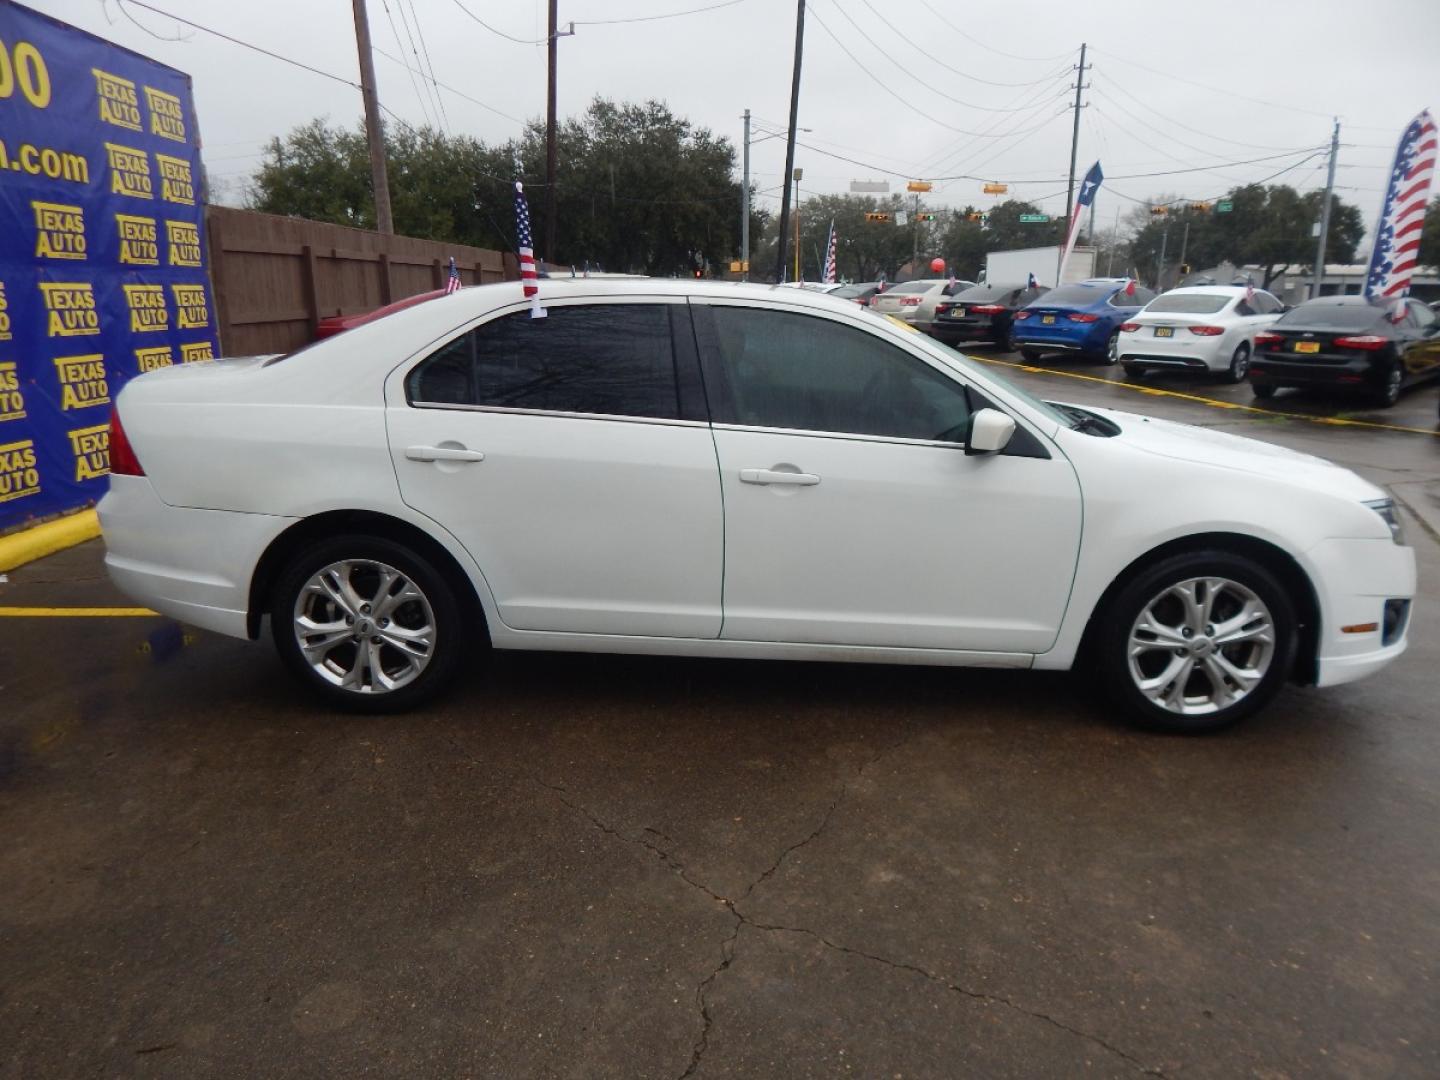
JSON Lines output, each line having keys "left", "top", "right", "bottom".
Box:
{"left": 445, "top": 256, "right": 461, "bottom": 294}
{"left": 1364, "top": 110, "right": 1436, "bottom": 300}
{"left": 1027, "top": 272, "right": 1038, "bottom": 289}
{"left": 515, "top": 180, "right": 544, "bottom": 316}
{"left": 822, "top": 219, "right": 838, "bottom": 284}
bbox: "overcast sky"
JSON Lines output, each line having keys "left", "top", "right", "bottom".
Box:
{"left": 32, "top": 0, "right": 1440, "bottom": 236}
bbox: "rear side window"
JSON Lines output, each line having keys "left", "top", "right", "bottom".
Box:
{"left": 1040, "top": 284, "right": 1106, "bottom": 305}
{"left": 407, "top": 304, "right": 682, "bottom": 419}
{"left": 885, "top": 281, "right": 935, "bottom": 295}
{"left": 954, "top": 284, "right": 1011, "bottom": 303}
{"left": 1276, "top": 303, "right": 1385, "bottom": 330}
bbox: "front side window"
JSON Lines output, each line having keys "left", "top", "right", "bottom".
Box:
{"left": 407, "top": 303, "right": 681, "bottom": 420}
{"left": 705, "top": 306, "right": 972, "bottom": 442}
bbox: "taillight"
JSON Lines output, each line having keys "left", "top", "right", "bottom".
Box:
{"left": 1067, "top": 313, "right": 1099, "bottom": 323}
{"left": 1333, "top": 335, "right": 1389, "bottom": 350}
{"left": 1255, "top": 331, "right": 1284, "bottom": 347}
{"left": 1119, "top": 322, "right": 1140, "bottom": 333}
{"left": 109, "top": 407, "right": 145, "bottom": 476}
{"left": 1013, "top": 310, "right": 1031, "bottom": 320}
{"left": 900, "top": 296, "right": 922, "bottom": 306}
{"left": 1188, "top": 325, "right": 1224, "bottom": 336}
{"left": 935, "top": 304, "right": 952, "bottom": 316}
{"left": 969, "top": 304, "right": 1005, "bottom": 315}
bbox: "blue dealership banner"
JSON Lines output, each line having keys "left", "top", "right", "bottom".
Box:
{"left": 0, "top": 3, "right": 218, "bottom": 531}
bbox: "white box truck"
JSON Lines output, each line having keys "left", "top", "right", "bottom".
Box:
{"left": 984, "top": 246, "right": 1096, "bottom": 288}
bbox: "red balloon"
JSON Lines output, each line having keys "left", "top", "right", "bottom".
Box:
{"left": 929, "top": 257, "right": 946, "bottom": 273}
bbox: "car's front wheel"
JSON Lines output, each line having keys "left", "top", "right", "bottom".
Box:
{"left": 270, "top": 534, "right": 466, "bottom": 712}
{"left": 1094, "top": 551, "right": 1297, "bottom": 733}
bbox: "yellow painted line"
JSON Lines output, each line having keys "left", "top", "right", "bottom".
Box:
{"left": 0, "top": 606, "right": 160, "bottom": 617}
{"left": 0, "top": 509, "right": 101, "bottom": 572}
{"left": 968, "top": 354, "right": 1440, "bottom": 438}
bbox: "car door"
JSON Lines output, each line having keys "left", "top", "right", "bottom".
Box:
{"left": 691, "top": 299, "right": 1083, "bottom": 654}
{"left": 385, "top": 298, "right": 724, "bottom": 638}
{"left": 1402, "top": 300, "right": 1440, "bottom": 378}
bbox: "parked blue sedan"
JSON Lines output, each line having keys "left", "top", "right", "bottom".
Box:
{"left": 1011, "top": 278, "right": 1157, "bottom": 363}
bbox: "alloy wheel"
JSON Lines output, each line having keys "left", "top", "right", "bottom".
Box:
{"left": 292, "top": 558, "right": 436, "bottom": 694}
{"left": 1126, "top": 576, "right": 1276, "bottom": 717}
{"left": 1228, "top": 343, "right": 1251, "bottom": 383}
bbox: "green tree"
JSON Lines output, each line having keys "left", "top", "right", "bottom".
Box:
{"left": 1418, "top": 196, "right": 1440, "bottom": 268}
{"left": 982, "top": 200, "right": 1063, "bottom": 251}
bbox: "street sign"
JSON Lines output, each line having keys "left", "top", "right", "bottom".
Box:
{"left": 906, "top": 181, "right": 933, "bottom": 192}
{"left": 850, "top": 180, "right": 890, "bottom": 193}
{"left": 895, "top": 211, "right": 908, "bottom": 226}
{"left": 1216, "top": 200, "right": 1233, "bottom": 213}
{"left": 983, "top": 182, "right": 1008, "bottom": 194}
{"left": 1018, "top": 213, "right": 1050, "bottom": 223}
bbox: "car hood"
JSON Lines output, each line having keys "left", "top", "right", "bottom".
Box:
{"left": 1067, "top": 404, "right": 1385, "bottom": 501}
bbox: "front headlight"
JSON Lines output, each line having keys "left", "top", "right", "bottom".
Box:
{"left": 1364, "top": 498, "right": 1406, "bottom": 545}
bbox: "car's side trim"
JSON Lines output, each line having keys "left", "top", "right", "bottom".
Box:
{"left": 407, "top": 401, "right": 711, "bottom": 430}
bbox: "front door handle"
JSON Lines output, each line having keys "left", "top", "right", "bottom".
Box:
{"left": 740, "top": 468, "right": 820, "bottom": 486}
{"left": 406, "top": 445, "right": 485, "bottom": 463}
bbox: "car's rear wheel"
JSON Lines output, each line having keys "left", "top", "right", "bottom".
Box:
{"left": 1122, "top": 362, "right": 1144, "bottom": 380}
{"left": 1375, "top": 362, "right": 1402, "bottom": 408}
{"left": 1020, "top": 347, "right": 1043, "bottom": 362}
{"left": 1101, "top": 329, "right": 1121, "bottom": 364}
{"left": 1223, "top": 342, "right": 1251, "bottom": 383}
{"left": 1094, "top": 551, "right": 1297, "bottom": 733}
{"left": 1252, "top": 382, "right": 1277, "bottom": 400}
{"left": 1000, "top": 326, "right": 1017, "bottom": 352}
{"left": 270, "top": 534, "right": 465, "bottom": 712}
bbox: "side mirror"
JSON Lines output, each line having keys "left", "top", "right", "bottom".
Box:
{"left": 965, "top": 408, "right": 1016, "bottom": 456}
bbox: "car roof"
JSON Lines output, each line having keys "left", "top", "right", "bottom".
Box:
{"left": 1296, "top": 294, "right": 1391, "bottom": 307}
{"left": 1155, "top": 286, "right": 1254, "bottom": 297}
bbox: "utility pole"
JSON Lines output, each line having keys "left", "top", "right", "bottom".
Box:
{"left": 544, "top": 0, "right": 559, "bottom": 267}
{"left": 741, "top": 109, "right": 751, "bottom": 281}
{"left": 1311, "top": 118, "right": 1341, "bottom": 299}
{"left": 1058, "top": 42, "right": 1088, "bottom": 282}
{"left": 1157, "top": 222, "right": 1170, "bottom": 290}
{"left": 912, "top": 192, "right": 920, "bottom": 273}
{"left": 1177, "top": 219, "right": 1190, "bottom": 280}
{"left": 774, "top": 0, "right": 806, "bottom": 283}
{"left": 351, "top": 0, "right": 393, "bottom": 234}
{"left": 793, "top": 168, "right": 803, "bottom": 282}
{"left": 1106, "top": 205, "right": 1119, "bottom": 276}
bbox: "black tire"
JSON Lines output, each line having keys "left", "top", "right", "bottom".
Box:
{"left": 1000, "top": 327, "right": 1017, "bottom": 352}
{"left": 1020, "top": 347, "right": 1043, "bottom": 362}
{"left": 1223, "top": 342, "right": 1251, "bottom": 384}
{"left": 1374, "top": 362, "right": 1402, "bottom": 408}
{"left": 1252, "top": 382, "right": 1278, "bottom": 400}
{"left": 1101, "top": 329, "right": 1121, "bottom": 365}
{"left": 1122, "top": 362, "right": 1144, "bottom": 381}
{"left": 270, "top": 533, "right": 467, "bottom": 712}
{"left": 1092, "top": 550, "right": 1298, "bottom": 733}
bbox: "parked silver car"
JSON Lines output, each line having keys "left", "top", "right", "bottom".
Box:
{"left": 868, "top": 278, "right": 977, "bottom": 333}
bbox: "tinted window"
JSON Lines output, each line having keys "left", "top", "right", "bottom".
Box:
{"left": 1253, "top": 291, "right": 1283, "bottom": 314}
{"left": 407, "top": 304, "right": 681, "bottom": 419}
{"left": 831, "top": 284, "right": 874, "bottom": 299}
{"left": 1276, "top": 302, "right": 1386, "bottom": 330}
{"left": 1107, "top": 288, "right": 1150, "bottom": 308}
{"left": 1146, "top": 294, "right": 1231, "bottom": 314}
{"left": 1040, "top": 284, "right": 1108, "bottom": 306}
{"left": 954, "top": 284, "right": 1012, "bottom": 303}
{"left": 705, "top": 307, "right": 971, "bottom": 441}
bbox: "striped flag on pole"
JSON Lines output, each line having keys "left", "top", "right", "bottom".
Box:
{"left": 1364, "top": 109, "right": 1436, "bottom": 301}
{"left": 822, "top": 219, "right": 838, "bottom": 284}
{"left": 515, "top": 181, "right": 546, "bottom": 318}
{"left": 1057, "top": 160, "right": 1103, "bottom": 284}
{"left": 444, "top": 256, "right": 461, "bottom": 294}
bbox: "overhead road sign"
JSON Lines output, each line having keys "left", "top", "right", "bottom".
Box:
{"left": 850, "top": 180, "right": 889, "bottom": 193}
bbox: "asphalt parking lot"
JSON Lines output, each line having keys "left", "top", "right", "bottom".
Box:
{"left": 3, "top": 355, "right": 1439, "bottom": 1079}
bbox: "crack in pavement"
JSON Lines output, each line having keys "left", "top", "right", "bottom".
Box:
{"left": 466, "top": 727, "right": 1164, "bottom": 1078}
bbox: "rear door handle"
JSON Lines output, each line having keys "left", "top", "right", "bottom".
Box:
{"left": 406, "top": 445, "right": 485, "bottom": 463}
{"left": 740, "top": 468, "right": 820, "bottom": 486}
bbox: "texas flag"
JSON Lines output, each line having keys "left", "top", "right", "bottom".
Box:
{"left": 1058, "top": 161, "right": 1103, "bottom": 284}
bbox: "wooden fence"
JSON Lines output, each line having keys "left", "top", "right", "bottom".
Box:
{"left": 205, "top": 206, "right": 515, "bottom": 356}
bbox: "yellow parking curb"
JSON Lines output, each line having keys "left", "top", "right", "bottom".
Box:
{"left": 0, "top": 509, "right": 101, "bottom": 573}
{"left": 0, "top": 606, "right": 159, "bottom": 617}
{"left": 969, "top": 354, "right": 1440, "bottom": 438}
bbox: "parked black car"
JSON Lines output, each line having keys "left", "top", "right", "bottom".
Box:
{"left": 830, "top": 281, "right": 886, "bottom": 307}
{"left": 1250, "top": 295, "right": 1440, "bottom": 407}
{"left": 930, "top": 282, "right": 1050, "bottom": 350}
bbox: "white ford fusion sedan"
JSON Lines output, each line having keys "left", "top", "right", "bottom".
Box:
{"left": 99, "top": 280, "right": 1415, "bottom": 732}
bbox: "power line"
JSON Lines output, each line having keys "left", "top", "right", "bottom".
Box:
{"left": 1091, "top": 48, "right": 1337, "bottom": 121}
{"left": 1100, "top": 72, "right": 1322, "bottom": 153}
{"left": 1093, "top": 87, "right": 1319, "bottom": 171}
{"left": 447, "top": 0, "right": 547, "bottom": 45}
{"left": 1105, "top": 149, "right": 1330, "bottom": 207}
{"left": 399, "top": 0, "right": 447, "bottom": 131}
{"left": 916, "top": 63, "right": 1074, "bottom": 175}
{"left": 119, "top": 0, "right": 361, "bottom": 88}
{"left": 372, "top": 46, "right": 526, "bottom": 126}
{"left": 380, "top": 0, "right": 433, "bottom": 128}
{"left": 917, "top": 0, "right": 1074, "bottom": 63}
{"left": 573, "top": 0, "right": 751, "bottom": 26}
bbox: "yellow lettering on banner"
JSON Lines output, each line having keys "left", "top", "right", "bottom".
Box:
{"left": 180, "top": 341, "right": 214, "bottom": 364}
{"left": 52, "top": 355, "right": 110, "bottom": 412}
{"left": 123, "top": 284, "right": 168, "bottom": 333}
{"left": 135, "top": 345, "right": 172, "bottom": 372}
{"left": 92, "top": 68, "right": 142, "bottom": 131}
{"left": 115, "top": 213, "right": 159, "bottom": 265}
{"left": 0, "top": 281, "right": 10, "bottom": 341}
{"left": 39, "top": 282, "right": 99, "bottom": 338}
{"left": 165, "top": 220, "right": 202, "bottom": 267}
{"left": 172, "top": 283, "right": 209, "bottom": 330}
{"left": 154, "top": 153, "right": 195, "bottom": 205}
{"left": 142, "top": 86, "right": 186, "bottom": 142}
{"left": 0, "top": 439, "right": 41, "bottom": 504}
{"left": 0, "top": 362, "right": 27, "bottom": 423}
{"left": 32, "top": 201, "right": 86, "bottom": 260}
{"left": 103, "top": 142, "right": 153, "bottom": 199}
{"left": 68, "top": 424, "right": 111, "bottom": 482}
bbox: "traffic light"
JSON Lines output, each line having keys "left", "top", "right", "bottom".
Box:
{"left": 916, "top": 212, "right": 937, "bottom": 222}
{"left": 965, "top": 212, "right": 984, "bottom": 223}
{"left": 1149, "top": 205, "right": 1168, "bottom": 216}
{"left": 1188, "top": 202, "right": 1212, "bottom": 212}
{"left": 865, "top": 212, "right": 892, "bottom": 223}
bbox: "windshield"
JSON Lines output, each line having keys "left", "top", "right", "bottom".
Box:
{"left": 927, "top": 338, "right": 1072, "bottom": 429}
{"left": 885, "top": 280, "right": 936, "bottom": 295}
{"left": 1277, "top": 302, "right": 1385, "bottom": 329}
{"left": 1145, "top": 294, "right": 1230, "bottom": 314}
{"left": 955, "top": 284, "right": 1013, "bottom": 303}
{"left": 1036, "top": 283, "right": 1108, "bottom": 306}
{"left": 831, "top": 283, "right": 872, "bottom": 298}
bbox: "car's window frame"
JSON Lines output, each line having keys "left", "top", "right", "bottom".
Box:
{"left": 401, "top": 296, "right": 709, "bottom": 425}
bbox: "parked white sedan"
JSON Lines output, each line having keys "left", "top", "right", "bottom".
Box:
{"left": 99, "top": 280, "right": 1414, "bottom": 732}
{"left": 1118, "top": 285, "right": 1286, "bottom": 382}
